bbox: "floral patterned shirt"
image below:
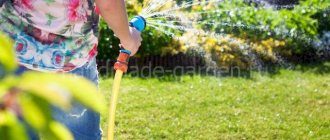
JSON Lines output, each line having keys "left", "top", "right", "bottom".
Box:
{"left": 0, "top": 0, "right": 99, "bottom": 72}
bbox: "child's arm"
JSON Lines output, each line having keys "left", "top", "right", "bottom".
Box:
{"left": 95, "top": 0, "right": 142, "bottom": 55}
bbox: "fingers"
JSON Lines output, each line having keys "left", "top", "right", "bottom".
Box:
{"left": 131, "top": 27, "right": 142, "bottom": 40}
{"left": 131, "top": 27, "right": 142, "bottom": 46}
{"left": 119, "top": 27, "right": 142, "bottom": 56}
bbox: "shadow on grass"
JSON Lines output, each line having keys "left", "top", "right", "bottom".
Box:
{"left": 99, "top": 61, "right": 330, "bottom": 82}
{"left": 293, "top": 61, "right": 330, "bottom": 75}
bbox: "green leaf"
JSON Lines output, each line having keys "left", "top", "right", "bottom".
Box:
{"left": 0, "top": 33, "right": 17, "bottom": 72}
{"left": 19, "top": 72, "right": 105, "bottom": 113}
{"left": 81, "top": 22, "right": 92, "bottom": 34}
{"left": 58, "top": 25, "right": 71, "bottom": 35}
{"left": 18, "top": 94, "right": 74, "bottom": 140}
{"left": 18, "top": 73, "right": 72, "bottom": 110}
{"left": 18, "top": 94, "right": 51, "bottom": 130}
{"left": 0, "top": 76, "right": 19, "bottom": 97}
{"left": 41, "top": 121, "right": 73, "bottom": 140}
{"left": 46, "top": 13, "right": 56, "bottom": 26}
{"left": 44, "top": 0, "right": 55, "bottom": 5}
{"left": 0, "top": 85, "right": 7, "bottom": 97}
{"left": 0, "top": 110, "right": 28, "bottom": 140}
{"left": 0, "top": 83, "right": 9, "bottom": 97}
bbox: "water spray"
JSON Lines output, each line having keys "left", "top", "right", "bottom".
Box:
{"left": 107, "top": 15, "right": 146, "bottom": 140}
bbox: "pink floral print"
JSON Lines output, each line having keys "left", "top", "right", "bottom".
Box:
{"left": 67, "top": 0, "right": 88, "bottom": 22}
{"left": 0, "top": 0, "right": 100, "bottom": 72}
{"left": 14, "top": 0, "right": 34, "bottom": 10}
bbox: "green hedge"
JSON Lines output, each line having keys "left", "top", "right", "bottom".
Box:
{"left": 97, "top": 0, "right": 330, "bottom": 66}
{"left": 97, "top": 2, "right": 174, "bottom": 60}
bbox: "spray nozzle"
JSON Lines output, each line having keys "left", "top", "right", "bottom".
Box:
{"left": 129, "top": 16, "right": 146, "bottom": 32}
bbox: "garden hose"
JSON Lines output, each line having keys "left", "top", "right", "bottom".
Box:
{"left": 107, "top": 16, "right": 146, "bottom": 140}
{"left": 108, "top": 50, "right": 130, "bottom": 140}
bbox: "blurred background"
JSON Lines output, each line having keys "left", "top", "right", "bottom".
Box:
{"left": 1, "top": 0, "right": 329, "bottom": 139}
{"left": 96, "top": 0, "right": 329, "bottom": 139}
{"left": 97, "top": 0, "right": 329, "bottom": 77}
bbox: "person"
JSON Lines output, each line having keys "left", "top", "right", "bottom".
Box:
{"left": 0, "top": 0, "right": 142, "bottom": 139}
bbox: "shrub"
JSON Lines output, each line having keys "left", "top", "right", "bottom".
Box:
{"left": 97, "top": 0, "right": 330, "bottom": 69}
{"left": 183, "top": 0, "right": 330, "bottom": 68}
{"left": 182, "top": 32, "right": 286, "bottom": 68}
{"left": 97, "top": 0, "right": 178, "bottom": 60}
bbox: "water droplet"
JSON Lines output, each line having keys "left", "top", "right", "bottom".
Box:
{"left": 229, "top": 11, "right": 235, "bottom": 17}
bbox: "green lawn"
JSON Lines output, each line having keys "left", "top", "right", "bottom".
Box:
{"left": 99, "top": 64, "right": 330, "bottom": 139}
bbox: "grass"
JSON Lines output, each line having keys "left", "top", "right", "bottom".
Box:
{"left": 99, "top": 64, "right": 330, "bottom": 139}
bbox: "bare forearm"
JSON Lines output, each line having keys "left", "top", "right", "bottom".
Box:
{"left": 95, "top": 0, "right": 141, "bottom": 55}
{"left": 95, "top": 0, "right": 131, "bottom": 42}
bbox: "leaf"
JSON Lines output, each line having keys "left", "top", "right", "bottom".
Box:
{"left": 58, "top": 25, "right": 71, "bottom": 35}
{"left": 24, "top": 13, "right": 33, "bottom": 18}
{"left": 43, "top": 121, "right": 73, "bottom": 140}
{"left": 26, "top": 18, "right": 34, "bottom": 24}
{"left": 0, "top": 85, "right": 7, "bottom": 97}
{"left": 19, "top": 72, "right": 105, "bottom": 113}
{"left": 18, "top": 72, "right": 72, "bottom": 110}
{"left": 18, "top": 94, "right": 52, "bottom": 130}
{"left": 18, "top": 94, "right": 74, "bottom": 140}
{"left": 0, "top": 33, "right": 17, "bottom": 72}
{"left": 0, "top": 65, "right": 4, "bottom": 79}
{"left": 0, "top": 110, "right": 28, "bottom": 140}
{"left": 46, "top": 13, "right": 56, "bottom": 26}
{"left": 0, "top": 76, "right": 18, "bottom": 94}
{"left": 44, "top": 0, "right": 55, "bottom": 5}
{"left": 81, "top": 22, "right": 92, "bottom": 34}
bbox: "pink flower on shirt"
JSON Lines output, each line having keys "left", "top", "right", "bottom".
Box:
{"left": 23, "top": 27, "right": 65, "bottom": 44}
{"left": 14, "top": 0, "right": 34, "bottom": 10}
{"left": 88, "top": 44, "right": 97, "bottom": 59}
{"left": 67, "top": 0, "right": 88, "bottom": 22}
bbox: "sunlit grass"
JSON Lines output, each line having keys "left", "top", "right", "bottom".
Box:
{"left": 100, "top": 63, "right": 330, "bottom": 139}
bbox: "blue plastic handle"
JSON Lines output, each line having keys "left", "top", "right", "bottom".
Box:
{"left": 129, "top": 16, "right": 146, "bottom": 32}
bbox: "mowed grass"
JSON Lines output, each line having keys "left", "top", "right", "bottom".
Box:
{"left": 99, "top": 65, "right": 330, "bottom": 139}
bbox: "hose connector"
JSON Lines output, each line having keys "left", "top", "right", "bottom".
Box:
{"left": 114, "top": 50, "right": 131, "bottom": 73}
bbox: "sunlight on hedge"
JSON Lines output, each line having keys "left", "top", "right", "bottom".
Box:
{"left": 96, "top": 0, "right": 330, "bottom": 69}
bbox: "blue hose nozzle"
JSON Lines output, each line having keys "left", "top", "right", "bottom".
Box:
{"left": 129, "top": 16, "right": 146, "bottom": 32}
